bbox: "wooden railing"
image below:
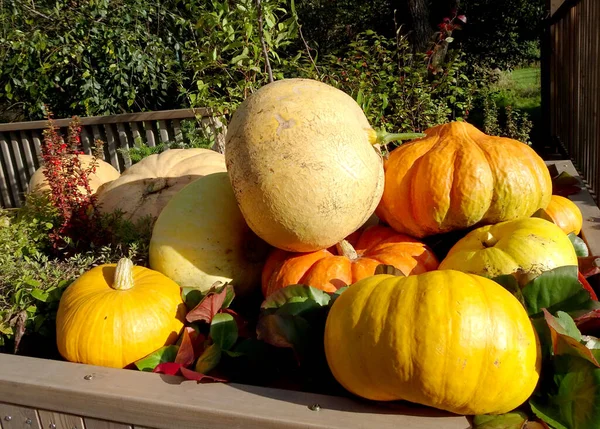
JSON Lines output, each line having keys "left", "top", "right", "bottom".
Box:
{"left": 0, "top": 108, "right": 226, "bottom": 209}
{"left": 546, "top": 0, "right": 600, "bottom": 204}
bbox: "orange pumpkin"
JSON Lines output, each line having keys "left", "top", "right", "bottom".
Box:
{"left": 376, "top": 121, "right": 552, "bottom": 238}
{"left": 261, "top": 224, "right": 439, "bottom": 297}
{"left": 533, "top": 194, "right": 583, "bottom": 235}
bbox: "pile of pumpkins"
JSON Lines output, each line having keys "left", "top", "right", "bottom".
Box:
{"left": 52, "top": 79, "right": 586, "bottom": 416}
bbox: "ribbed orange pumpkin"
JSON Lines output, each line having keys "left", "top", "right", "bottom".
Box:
{"left": 261, "top": 225, "right": 439, "bottom": 297}
{"left": 533, "top": 194, "right": 583, "bottom": 235}
{"left": 376, "top": 121, "right": 552, "bottom": 238}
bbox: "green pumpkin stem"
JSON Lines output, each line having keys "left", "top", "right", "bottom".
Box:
{"left": 113, "top": 258, "right": 135, "bottom": 290}
{"left": 336, "top": 240, "right": 358, "bottom": 260}
{"left": 375, "top": 130, "right": 426, "bottom": 145}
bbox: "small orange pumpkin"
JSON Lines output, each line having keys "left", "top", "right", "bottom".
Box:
{"left": 261, "top": 224, "right": 439, "bottom": 297}
{"left": 533, "top": 194, "right": 583, "bottom": 235}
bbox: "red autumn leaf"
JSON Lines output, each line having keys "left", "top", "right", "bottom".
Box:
{"left": 186, "top": 285, "right": 231, "bottom": 324}
{"left": 543, "top": 309, "right": 600, "bottom": 367}
{"left": 457, "top": 15, "right": 467, "bottom": 23}
{"left": 578, "top": 271, "right": 598, "bottom": 300}
{"left": 579, "top": 256, "right": 600, "bottom": 278}
{"left": 153, "top": 362, "right": 182, "bottom": 376}
{"left": 221, "top": 308, "right": 251, "bottom": 338}
{"left": 175, "top": 327, "right": 197, "bottom": 367}
{"left": 180, "top": 366, "right": 227, "bottom": 383}
{"left": 153, "top": 363, "right": 227, "bottom": 383}
{"left": 574, "top": 310, "right": 600, "bottom": 336}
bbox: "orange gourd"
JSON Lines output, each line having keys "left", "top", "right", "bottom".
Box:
{"left": 376, "top": 121, "right": 552, "bottom": 238}
{"left": 261, "top": 224, "right": 439, "bottom": 297}
{"left": 533, "top": 194, "right": 583, "bottom": 235}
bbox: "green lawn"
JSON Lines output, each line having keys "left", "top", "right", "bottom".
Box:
{"left": 493, "top": 67, "right": 541, "bottom": 111}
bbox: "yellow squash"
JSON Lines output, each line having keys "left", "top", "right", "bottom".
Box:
{"left": 439, "top": 217, "right": 578, "bottom": 279}
{"left": 149, "top": 172, "right": 270, "bottom": 295}
{"left": 56, "top": 258, "right": 186, "bottom": 369}
{"left": 324, "top": 271, "right": 541, "bottom": 415}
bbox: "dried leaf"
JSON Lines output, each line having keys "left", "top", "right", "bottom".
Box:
{"left": 175, "top": 327, "right": 197, "bottom": 367}
{"left": 543, "top": 309, "right": 600, "bottom": 367}
{"left": 374, "top": 264, "right": 405, "bottom": 276}
{"left": 186, "top": 284, "right": 233, "bottom": 324}
{"left": 12, "top": 310, "right": 27, "bottom": 354}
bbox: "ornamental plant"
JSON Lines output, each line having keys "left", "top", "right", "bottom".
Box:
{"left": 40, "top": 112, "right": 104, "bottom": 251}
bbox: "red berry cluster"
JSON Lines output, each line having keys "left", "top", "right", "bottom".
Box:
{"left": 40, "top": 110, "right": 104, "bottom": 251}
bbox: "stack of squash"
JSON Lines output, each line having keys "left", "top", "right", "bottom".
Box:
{"left": 56, "top": 78, "right": 588, "bottom": 417}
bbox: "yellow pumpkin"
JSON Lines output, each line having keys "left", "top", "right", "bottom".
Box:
{"left": 533, "top": 194, "right": 583, "bottom": 235}
{"left": 96, "top": 148, "right": 226, "bottom": 223}
{"left": 324, "top": 271, "right": 541, "bottom": 415}
{"left": 225, "top": 78, "right": 418, "bottom": 253}
{"left": 56, "top": 258, "right": 186, "bottom": 369}
{"left": 439, "top": 217, "right": 578, "bottom": 279}
{"left": 376, "top": 121, "right": 552, "bottom": 238}
{"left": 149, "top": 172, "right": 270, "bottom": 295}
{"left": 28, "top": 154, "right": 120, "bottom": 195}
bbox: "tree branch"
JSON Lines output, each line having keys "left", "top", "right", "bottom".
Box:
{"left": 256, "top": 0, "right": 273, "bottom": 83}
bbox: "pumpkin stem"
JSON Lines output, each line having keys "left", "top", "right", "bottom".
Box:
{"left": 113, "top": 258, "right": 135, "bottom": 290}
{"left": 374, "top": 129, "right": 426, "bottom": 145}
{"left": 336, "top": 240, "right": 359, "bottom": 260}
{"left": 482, "top": 232, "right": 499, "bottom": 248}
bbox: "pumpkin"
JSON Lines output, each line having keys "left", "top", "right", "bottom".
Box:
{"left": 262, "top": 224, "right": 439, "bottom": 297}
{"left": 149, "top": 172, "right": 270, "bottom": 295}
{"left": 324, "top": 270, "right": 541, "bottom": 415}
{"left": 439, "top": 217, "right": 578, "bottom": 279}
{"left": 28, "top": 154, "right": 120, "bottom": 195}
{"left": 225, "top": 78, "right": 420, "bottom": 252}
{"left": 56, "top": 258, "right": 186, "bottom": 369}
{"left": 533, "top": 194, "right": 583, "bottom": 235}
{"left": 95, "top": 148, "right": 226, "bottom": 223}
{"left": 376, "top": 121, "right": 552, "bottom": 238}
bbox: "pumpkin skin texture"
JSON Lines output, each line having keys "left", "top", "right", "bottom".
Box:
{"left": 376, "top": 121, "right": 552, "bottom": 238}
{"left": 149, "top": 172, "right": 270, "bottom": 295}
{"left": 96, "top": 148, "right": 226, "bottom": 223}
{"left": 439, "top": 217, "right": 578, "bottom": 279}
{"left": 533, "top": 194, "right": 583, "bottom": 235}
{"left": 262, "top": 224, "right": 439, "bottom": 297}
{"left": 56, "top": 258, "right": 186, "bottom": 369}
{"left": 324, "top": 271, "right": 541, "bottom": 415}
{"left": 225, "top": 78, "right": 385, "bottom": 252}
{"left": 28, "top": 154, "right": 120, "bottom": 195}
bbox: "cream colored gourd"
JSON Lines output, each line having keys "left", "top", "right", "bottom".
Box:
{"left": 225, "top": 78, "right": 411, "bottom": 252}
{"left": 149, "top": 172, "right": 270, "bottom": 295}
{"left": 95, "top": 148, "right": 226, "bottom": 223}
{"left": 28, "top": 154, "right": 120, "bottom": 195}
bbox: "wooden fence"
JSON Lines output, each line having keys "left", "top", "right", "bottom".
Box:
{"left": 546, "top": 0, "right": 600, "bottom": 204}
{"left": 0, "top": 108, "right": 225, "bottom": 209}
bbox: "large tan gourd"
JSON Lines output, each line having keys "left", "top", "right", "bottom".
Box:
{"left": 95, "top": 148, "right": 226, "bottom": 223}
{"left": 28, "top": 154, "right": 120, "bottom": 195}
{"left": 225, "top": 78, "right": 399, "bottom": 253}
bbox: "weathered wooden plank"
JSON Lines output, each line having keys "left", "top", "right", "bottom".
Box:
{"left": 31, "top": 131, "right": 43, "bottom": 167}
{"left": 0, "top": 109, "right": 214, "bottom": 133}
{"left": 157, "top": 120, "right": 170, "bottom": 144}
{"left": 0, "top": 354, "right": 468, "bottom": 429}
{"left": 80, "top": 127, "right": 93, "bottom": 155}
{"left": 143, "top": 122, "right": 156, "bottom": 148}
{"left": 0, "top": 403, "right": 41, "bottom": 429}
{"left": 171, "top": 119, "right": 182, "bottom": 143}
{"left": 104, "top": 124, "right": 120, "bottom": 170}
{"left": 129, "top": 122, "right": 142, "bottom": 146}
{"left": 116, "top": 123, "right": 131, "bottom": 169}
{"left": 19, "top": 131, "right": 36, "bottom": 180}
{"left": 0, "top": 133, "right": 14, "bottom": 208}
{"left": 9, "top": 132, "right": 27, "bottom": 194}
{"left": 37, "top": 410, "right": 85, "bottom": 429}
{"left": 84, "top": 418, "right": 132, "bottom": 429}
{"left": 0, "top": 133, "right": 20, "bottom": 207}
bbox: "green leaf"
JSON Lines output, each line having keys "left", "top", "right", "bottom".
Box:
{"left": 374, "top": 264, "right": 405, "bottom": 276}
{"left": 256, "top": 313, "right": 311, "bottom": 354}
{"left": 543, "top": 310, "right": 600, "bottom": 367}
{"left": 29, "top": 289, "right": 49, "bottom": 302}
{"left": 568, "top": 232, "right": 589, "bottom": 257}
{"left": 522, "top": 266, "right": 592, "bottom": 317}
{"left": 195, "top": 343, "right": 221, "bottom": 374}
{"left": 134, "top": 345, "right": 179, "bottom": 372}
{"left": 491, "top": 274, "right": 526, "bottom": 308}
{"left": 472, "top": 411, "right": 528, "bottom": 428}
{"left": 210, "top": 313, "right": 238, "bottom": 351}
{"left": 529, "top": 399, "right": 568, "bottom": 429}
{"left": 261, "top": 285, "right": 331, "bottom": 310}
